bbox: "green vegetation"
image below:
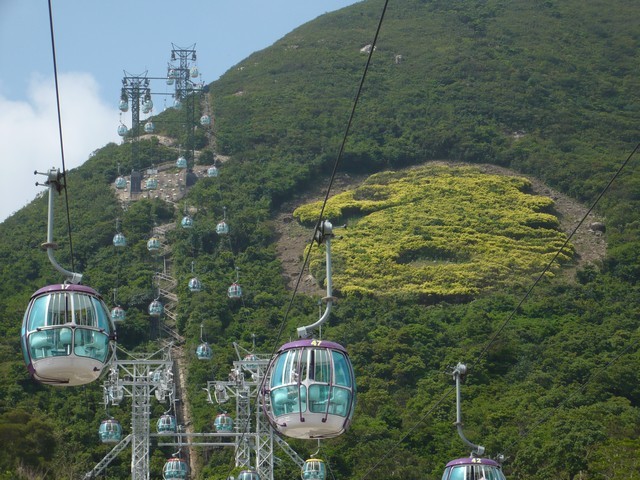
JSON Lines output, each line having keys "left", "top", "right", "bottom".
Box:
{"left": 295, "top": 164, "right": 573, "bottom": 300}
{"left": 1, "top": 0, "right": 640, "bottom": 479}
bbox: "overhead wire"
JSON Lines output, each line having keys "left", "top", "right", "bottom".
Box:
{"left": 357, "top": 141, "right": 640, "bottom": 479}
{"left": 223, "top": 0, "right": 390, "bottom": 477}
{"left": 501, "top": 331, "right": 640, "bottom": 458}
{"left": 270, "top": 0, "right": 390, "bottom": 367}
{"left": 471, "top": 140, "right": 640, "bottom": 370}
{"left": 47, "top": 0, "right": 76, "bottom": 272}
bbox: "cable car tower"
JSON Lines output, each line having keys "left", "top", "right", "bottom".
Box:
{"left": 83, "top": 346, "right": 179, "bottom": 480}
{"left": 202, "top": 343, "right": 305, "bottom": 480}
{"left": 120, "top": 71, "right": 151, "bottom": 196}
{"left": 167, "top": 43, "right": 204, "bottom": 176}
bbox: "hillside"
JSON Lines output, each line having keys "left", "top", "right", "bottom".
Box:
{"left": 1, "top": 0, "right": 640, "bottom": 479}
{"left": 275, "top": 162, "right": 607, "bottom": 296}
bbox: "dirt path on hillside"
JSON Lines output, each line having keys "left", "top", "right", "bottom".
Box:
{"left": 273, "top": 162, "right": 607, "bottom": 295}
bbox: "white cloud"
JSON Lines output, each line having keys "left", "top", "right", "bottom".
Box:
{"left": 0, "top": 72, "right": 120, "bottom": 222}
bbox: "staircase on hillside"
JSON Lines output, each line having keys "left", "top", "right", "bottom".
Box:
{"left": 152, "top": 221, "right": 196, "bottom": 474}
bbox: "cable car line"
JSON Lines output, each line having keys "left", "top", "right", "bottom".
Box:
{"left": 470, "top": 140, "right": 640, "bottom": 371}
{"left": 501, "top": 332, "right": 640, "bottom": 458}
{"left": 223, "top": 3, "right": 390, "bottom": 475}
{"left": 47, "top": 0, "right": 76, "bottom": 272}
{"left": 356, "top": 141, "right": 640, "bottom": 479}
{"left": 268, "top": 0, "right": 390, "bottom": 377}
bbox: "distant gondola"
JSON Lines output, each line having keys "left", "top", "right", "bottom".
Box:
{"left": 163, "top": 456, "right": 188, "bottom": 479}
{"left": 98, "top": 418, "right": 123, "bottom": 444}
{"left": 214, "top": 413, "right": 234, "bottom": 432}
{"left": 237, "top": 469, "right": 260, "bottom": 480}
{"left": 302, "top": 458, "right": 327, "bottom": 480}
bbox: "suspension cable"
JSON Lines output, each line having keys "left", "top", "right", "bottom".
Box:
{"left": 47, "top": 0, "right": 76, "bottom": 272}
{"left": 272, "top": 0, "right": 390, "bottom": 360}
{"left": 471, "top": 141, "right": 640, "bottom": 369}
{"left": 224, "top": 1, "right": 390, "bottom": 477}
{"left": 356, "top": 142, "right": 640, "bottom": 479}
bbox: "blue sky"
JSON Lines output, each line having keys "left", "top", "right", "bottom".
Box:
{"left": 0, "top": 0, "right": 360, "bottom": 222}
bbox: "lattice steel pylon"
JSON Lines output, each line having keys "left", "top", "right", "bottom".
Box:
{"left": 120, "top": 71, "right": 151, "bottom": 195}
{"left": 166, "top": 43, "right": 204, "bottom": 172}
{"left": 84, "top": 346, "right": 176, "bottom": 480}
{"left": 203, "top": 343, "right": 306, "bottom": 480}
{"left": 121, "top": 71, "right": 150, "bottom": 139}
{"left": 167, "top": 43, "right": 199, "bottom": 106}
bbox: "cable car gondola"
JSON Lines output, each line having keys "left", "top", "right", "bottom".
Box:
{"left": 144, "top": 121, "right": 155, "bottom": 133}
{"left": 227, "top": 266, "right": 242, "bottom": 299}
{"left": 237, "top": 469, "right": 260, "bottom": 480}
{"left": 214, "top": 413, "right": 234, "bottom": 432}
{"left": 227, "top": 282, "right": 242, "bottom": 299}
{"left": 302, "top": 458, "right": 327, "bottom": 480}
{"left": 115, "top": 176, "right": 127, "bottom": 189}
{"left": 196, "top": 324, "right": 212, "bottom": 360}
{"left": 145, "top": 177, "right": 158, "bottom": 190}
{"left": 163, "top": 456, "right": 188, "bottom": 479}
{"left": 142, "top": 99, "right": 153, "bottom": 114}
{"left": 216, "top": 206, "right": 229, "bottom": 235}
{"left": 22, "top": 170, "right": 117, "bottom": 387}
{"left": 157, "top": 414, "right": 177, "bottom": 434}
{"left": 207, "top": 165, "right": 218, "bottom": 177}
{"left": 98, "top": 418, "right": 123, "bottom": 444}
{"left": 216, "top": 220, "right": 229, "bottom": 235}
{"left": 147, "top": 236, "right": 161, "bottom": 253}
{"left": 264, "top": 339, "right": 355, "bottom": 439}
{"left": 22, "top": 284, "right": 116, "bottom": 386}
{"left": 148, "top": 299, "right": 164, "bottom": 317}
{"left": 200, "top": 115, "right": 211, "bottom": 126}
{"left": 262, "top": 221, "right": 356, "bottom": 439}
{"left": 441, "top": 457, "right": 506, "bottom": 480}
{"left": 181, "top": 215, "right": 193, "bottom": 229}
{"left": 176, "top": 156, "right": 187, "bottom": 169}
{"left": 111, "top": 306, "right": 126, "bottom": 322}
{"left": 112, "top": 232, "right": 127, "bottom": 248}
{"left": 196, "top": 342, "right": 212, "bottom": 361}
{"left": 188, "top": 277, "right": 202, "bottom": 292}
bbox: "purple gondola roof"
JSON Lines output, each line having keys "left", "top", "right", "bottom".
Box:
{"left": 445, "top": 457, "right": 501, "bottom": 468}
{"left": 31, "top": 284, "right": 101, "bottom": 299}
{"left": 277, "top": 338, "right": 348, "bottom": 354}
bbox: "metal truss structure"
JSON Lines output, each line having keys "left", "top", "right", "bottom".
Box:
{"left": 84, "top": 346, "right": 177, "bottom": 480}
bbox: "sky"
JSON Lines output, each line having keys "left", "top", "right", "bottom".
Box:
{"left": 0, "top": 0, "right": 360, "bottom": 223}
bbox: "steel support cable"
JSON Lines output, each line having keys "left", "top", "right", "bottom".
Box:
{"left": 501, "top": 333, "right": 640, "bottom": 458}
{"left": 223, "top": 1, "right": 390, "bottom": 478}
{"left": 270, "top": 0, "right": 390, "bottom": 371}
{"left": 47, "top": 0, "right": 76, "bottom": 272}
{"left": 357, "top": 142, "right": 640, "bottom": 479}
{"left": 471, "top": 142, "right": 640, "bottom": 369}
{"left": 357, "top": 384, "right": 456, "bottom": 480}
